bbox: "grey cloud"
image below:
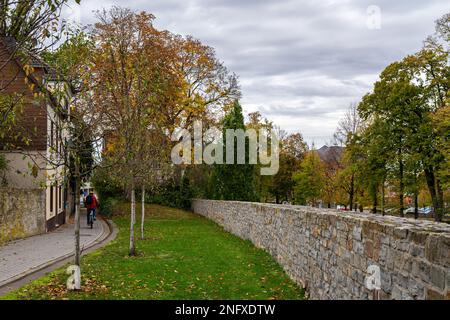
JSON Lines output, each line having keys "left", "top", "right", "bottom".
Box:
{"left": 73, "top": 0, "right": 449, "bottom": 145}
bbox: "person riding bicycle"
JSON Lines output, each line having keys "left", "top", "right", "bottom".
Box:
{"left": 85, "top": 191, "right": 99, "bottom": 226}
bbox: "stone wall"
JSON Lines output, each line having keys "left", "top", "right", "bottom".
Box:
{"left": 0, "top": 188, "right": 46, "bottom": 245}
{"left": 192, "top": 199, "right": 450, "bottom": 300}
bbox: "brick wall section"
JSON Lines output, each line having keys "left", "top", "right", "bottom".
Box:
{"left": 192, "top": 199, "right": 450, "bottom": 300}
{"left": 0, "top": 188, "right": 46, "bottom": 245}
{"left": 0, "top": 40, "right": 47, "bottom": 151}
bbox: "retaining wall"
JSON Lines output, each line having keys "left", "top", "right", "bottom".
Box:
{"left": 0, "top": 188, "right": 46, "bottom": 245}
{"left": 192, "top": 199, "right": 450, "bottom": 300}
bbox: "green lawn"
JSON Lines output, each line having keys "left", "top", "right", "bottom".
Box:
{"left": 2, "top": 204, "right": 304, "bottom": 300}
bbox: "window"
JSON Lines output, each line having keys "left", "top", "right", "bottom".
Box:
{"left": 56, "top": 127, "right": 59, "bottom": 155}
{"left": 50, "top": 121, "right": 54, "bottom": 148}
{"left": 50, "top": 186, "right": 54, "bottom": 212}
{"left": 55, "top": 182, "right": 58, "bottom": 212}
{"left": 59, "top": 186, "right": 62, "bottom": 210}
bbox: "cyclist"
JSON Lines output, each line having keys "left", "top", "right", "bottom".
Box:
{"left": 85, "top": 191, "right": 99, "bottom": 226}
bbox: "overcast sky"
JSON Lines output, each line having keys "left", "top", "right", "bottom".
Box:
{"left": 67, "top": 0, "right": 449, "bottom": 146}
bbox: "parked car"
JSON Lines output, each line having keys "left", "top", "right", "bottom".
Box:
{"left": 404, "top": 207, "right": 422, "bottom": 214}
{"left": 404, "top": 207, "right": 434, "bottom": 216}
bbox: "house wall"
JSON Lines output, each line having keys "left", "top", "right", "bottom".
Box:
{"left": 0, "top": 150, "right": 66, "bottom": 233}
{"left": 0, "top": 151, "right": 47, "bottom": 188}
{"left": 0, "top": 40, "right": 70, "bottom": 233}
{"left": 192, "top": 199, "right": 450, "bottom": 300}
{"left": 0, "top": 41, "right": 48, "bottom": 151}
{"left": 44, "top": 104, "right": 66, "bottom": 229}
{"left": 45, "top": 171, "right": 66, "bottom": 230}
{"left": 0, "top": 188, "right": 46, "bottom": 245}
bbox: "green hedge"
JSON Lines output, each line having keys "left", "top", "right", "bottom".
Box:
{"left": 145, "top": 178, "right": 192, "bottom": 210}
{"left": 99, "top": 197, "right": 119, "bottom": 217}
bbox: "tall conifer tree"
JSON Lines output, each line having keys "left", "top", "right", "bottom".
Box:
{"left": 213, "top": 100, "right": 257, "bottom": 201}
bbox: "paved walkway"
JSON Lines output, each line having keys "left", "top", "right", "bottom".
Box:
{"left": 0, "top": 215, "right": 106, "bottom": 287}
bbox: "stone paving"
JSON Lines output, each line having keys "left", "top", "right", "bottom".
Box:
{"left": 0, "top": 215, "right": 105, "bottom": 286}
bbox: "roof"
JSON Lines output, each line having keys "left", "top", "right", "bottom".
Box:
{"left": 316, "top": 145, "right": 344, "bottom": 164}
{"left": 1, "top": 36, "right": 63, "bottom": 81}
{"left": 1, "top": 37, "right": 70, "bottom": 118}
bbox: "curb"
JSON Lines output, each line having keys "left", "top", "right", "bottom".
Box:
{"left": 0, "top": 217, "right": 116, "bottom": 292}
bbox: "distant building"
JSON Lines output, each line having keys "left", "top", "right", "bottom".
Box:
{"left": 316, "top": 145, "right": 344, "bottom": 165}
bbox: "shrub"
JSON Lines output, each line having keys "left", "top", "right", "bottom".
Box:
{"left": 0, "top": 154, "right": 7, "bottom": 186}
{"left": 144, "top": 176, "right": 192, "bottom": 210}
{"left": 91, "top": 168, "right": 124, "bottom": 201}
{"left": 99, "top": 197, "right": 119, "bottom": 217}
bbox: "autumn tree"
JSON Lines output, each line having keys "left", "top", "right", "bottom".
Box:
{"left": 136, "top": 128, "right": 173, "bottom": 240}
{"left": 359, "top": 60, "right": 422, "bottom": 217}
{"left": 336, "top": 145, "right": 359, "bottom": 210}
{"left": 292, "top": 148, "right": 326, "bottom": 206}
{"left": 358, "top": 23, "right": 449, "bottom": 220}
{"left": 321, "top": 148, "right": 343, "bottom": 209}
{"left": 91, "top": 7, "right": 229, "bottom": 253}
{"left": 91, "top": 8, "right": 163, "bottom": 255}
{"left": 333, "top": 103, "right": 365, "bottom": 210}
{"left": 38, "top": 28, "right": 99, "bottom": 266}
{"left": 168, "top": 35, "right": 241, "bottom": 129}
{"left": 345, "top": 120, "right": 390, "bottom": 214}
{"left": 270, "top": 132, "right": 306, "bottom": 203}
{"left": 433, "top": 105, "right": 450, "bottom": 189}
{"left": 407, "top": 40, "right": 449, "bottom": 220}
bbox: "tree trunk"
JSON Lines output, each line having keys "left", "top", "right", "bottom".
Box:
{"left": 436, "top": 178, "right": 444, "bottom": 222}
{"left": 74, "top": 160, "right": 81, "bottom": 266}
{"left": 129, "top": 179, "right": 136, "bottom": 256}
{"left": 349, "top": 174, "right": 354, "bottom": 211}
{"left": 424, "top": 167, "right": 441, "bottom": 222}
{"left": 399, "top": 154, "right": 404, "bottom": 217}
{"left": 372, "top": 191, "right": 377, "bottom": 214}
{"left": 414, "top": 192, "right": 419, "bottom": 220}
{"left": 371, "top": 183, "right": 378, "bottom": 214}
{"left": 381, "top": 181, "right": 385, "bottom": 216}
{"left": 141, "top": 185, "right": 145, "bottom": 240}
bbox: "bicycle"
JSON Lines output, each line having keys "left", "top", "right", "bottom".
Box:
{"left": 87, "top": 208, "right": 94, "bottom": 229}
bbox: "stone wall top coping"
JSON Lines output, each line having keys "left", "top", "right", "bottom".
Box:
{"left": 192, "top": 199, "right": 450, "bottom": 235}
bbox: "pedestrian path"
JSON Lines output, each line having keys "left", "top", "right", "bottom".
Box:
{"left": 0, "top": 216, "right": 106, "bottom": 287}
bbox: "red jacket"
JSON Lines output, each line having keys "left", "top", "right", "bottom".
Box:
{"left": 85, "top": 195, "right": 98, "bottom": 209}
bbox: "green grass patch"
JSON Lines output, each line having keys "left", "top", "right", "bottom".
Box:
{"left": 2, "top": 204, "right": 304, "bottom": 300}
